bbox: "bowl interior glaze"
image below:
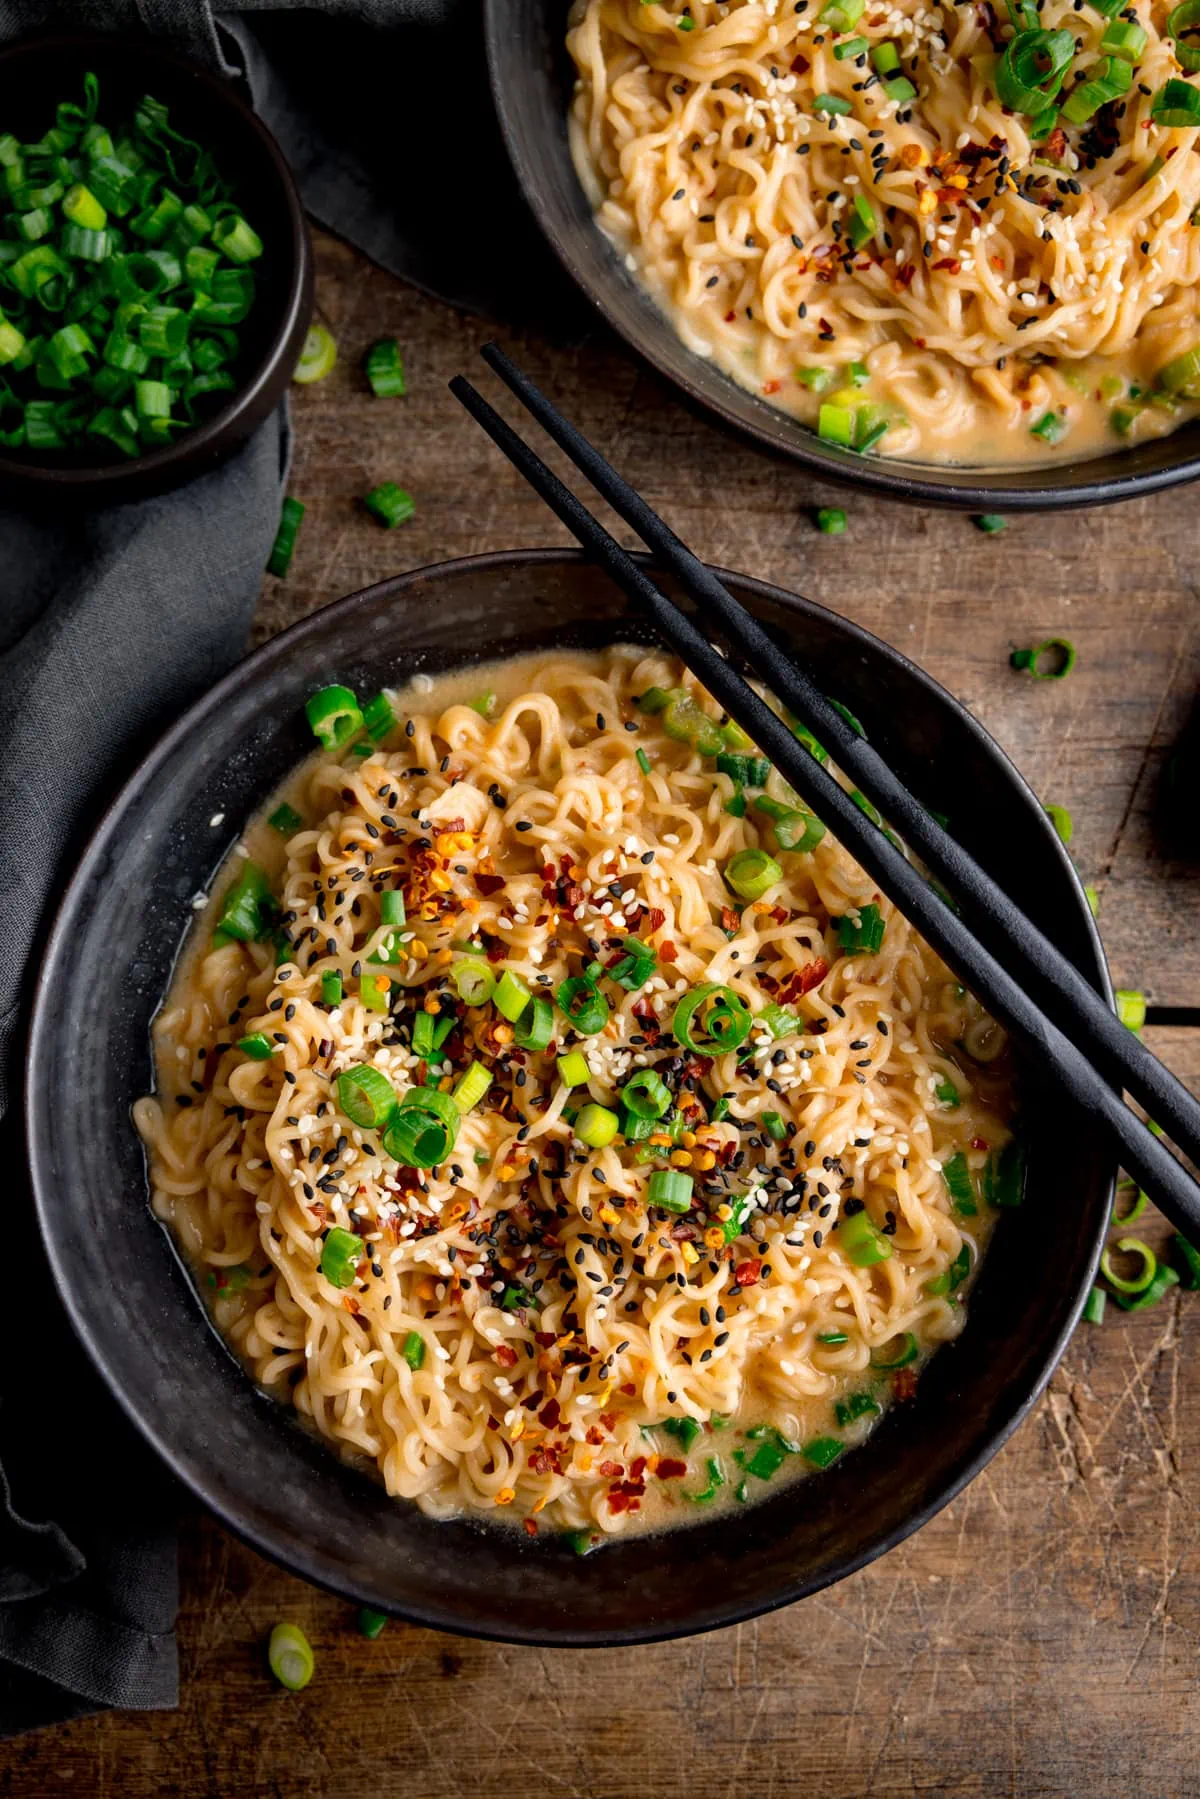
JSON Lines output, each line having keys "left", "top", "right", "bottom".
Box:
{"left": 483, "top": 0, "right": 1200, "bottom": 511}
{"left": 26, "top": 551, "right": 1112, "bottom": 1644}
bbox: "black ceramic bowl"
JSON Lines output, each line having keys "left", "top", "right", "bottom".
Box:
{"left": 484, "top": 0, "right": 1200, "bottom": 512}
{"left": 0, "top": 33, "right": 312, "bottom": 502}
{"left": 27, "top": 551, "right": 1113, "bottom": 1644}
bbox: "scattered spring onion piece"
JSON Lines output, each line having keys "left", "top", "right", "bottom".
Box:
{"left": 648, "top": 1169, "right": 693, "bottom": 1212}
{"left": 636, "top": 746, "right": 652, "bottom": 775}
{"left": 1158, "top": 342, "right": 1200, "bottom": 396}
{"left": 556, "top": 974, "right": 609, "bottom": 1035}
{"left": 870, "top": 1331, "right": 918, "bottom": 1368}
{"left": 360, "top": 973, "right": 390, "bottom": 1012}
{"left": 609, "top": 937, "right": 657, "bottom": 991}
{"left": 364, "top": 337, "right": 406, "bottom": 397}
{"left": 557, "top": 1049, "right": 591, "bottom": 1088}
{"left": 672, "top": 983, "right": 753, "bottom": 1053}
{"left": 267, "top": 1622, "right": 314, "bottom": 1692}
{"left": 362, "top": 691, "right": 395, "bottom": 741}
{"left": 815, "top": 506, "right": 847, "bottom": 534}
{"left": 381, "top": 1087, "right": 460, "bottom": 1167}
{"left": 217, "top": 860, "right": 273, "bottom": 942}
{"left": 575, "top": 1102, "right": 619, "bottom": 1148}
{"left": 1151, "top": 77, "right": 1200, "bottom": 126}
{"left": 469, "top": 690, "right": 496, "bottom": 718}
{"left": 363, "top": 480, "right": 415, "bottom": 528}
{"left": 1030, "top": 410, "right": 1068, "bottom": 444}
{"left": 321, "top": 970, "right": 343, "bottom": 1007}
{"left": 293, "top": 321, "right": 337, "bottom": 384}
{"left": 817, "top": 400, "right": 855, "bottom": 442}
{"left": 306, "top": 683, "right": 363, "bottom": 750}
{"left": 985, "top": 1140, "right": 1025, "bottom": 1208}
{"left": 621, "top": 1068, "right": 672, "bottom": 1119}
{"left": 661, "top": 1415, "right": 702, "bottom": 1449}
{"left": 1083, "top": 1285, "right": 1107, "bottom": 1324}
{"left": 1084, "top": 884, "right": 1100, "bottom": 917}
{"left": 336, "top": 1065, "right": 398, "bottom": 1131}
{"left": 1010, "top": 637, "right": 1076, "bottom": 679}
{"left": 974, "top": 513, "right": 1006, "bottom": 533}
{"left": 753, "top": 793, "right": 826, "bottom": 853}
{"left": 493, "top": 969, "right": 531, "bottom": 1023}
{"left": 935, "top": 1077, "right": 960, "bottom": 1108}
{"left": 267, "top": 801, "right": 302, "bottom": 836}
{"left": 267, "top": 497, "right": 305, "bottom": 577}
{"left": 452, "top": 1060, "right": 493, "bottom": 1114}
{"left": 403, "top": 1330, "right": 426, "bottom": 1371}
{"left": 1044, "top": 803, "right": 1073, "bottom": 844}
{"left": 358, "top": 1608, "right": 388, "bottom": 1639}
{"left": 1115, "top": 989, "right": 1146, "bottom": 1032}
{"left": 724, "top": 847, "right": 782, "bottom": 900}
{"left": 452, "top": 956, "right": 494, "bottom": 1007}
{"left": 837, "top": 903, "right": 885, "bottom": 955}
{"left": 941, "top": 1151, "right": 977, "bottom": 1215}
{"left": 1114, "top": 1263, "right": 1178, "bottom": 1311}
{"left": 801, "top": 1436, "right": 844, "bottom": 1469}
{"left": 514, "top": 995, "right": 554, "bottom": 1052}
{"left": 236, "top": 1032, "right": 274, "bottom": 1060}
{"left": 817, "top": 1329, "right": 850, "bottom": 1345}
{"left": 685, "top": 1456, "right": 726, "bottom": 1503}
{"left": 837, "top": 1208, "right": 892, "bottom": 1266}
{"left": 835, "top": 1390, "right": 881, "bottom": 1426}
{"left": 1112, "top": 1180, "right": 1149, "bottom": 1226}
{"left": 994, "top": 28, "right": 1074, "bottom": 115}
{"left": 319, "top": 1227, "right": 362, "bottom": 1290}
{"left": 1173, "top": 1233, "right": 1200, "bottom": 1288}
{"left": 762, "top": 1109, "right": 787, "bottom": 1142}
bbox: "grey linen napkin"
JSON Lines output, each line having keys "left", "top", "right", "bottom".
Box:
{"left": 0, "top": 0, "right": 561, "bottom": 1734}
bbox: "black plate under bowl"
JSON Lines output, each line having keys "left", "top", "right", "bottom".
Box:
{"left": 484, "top": 0, "right": 1200, "bottom": 512}
{"left": 26, "top": 550, "right": 1112, "bottom": 1645}
{"left": 0, "top": 32, "right": 312, "bottom": 502}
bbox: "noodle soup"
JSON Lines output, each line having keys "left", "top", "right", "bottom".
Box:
{"left": 136, "top": 648, "right": 1017, "bottom": 1545}
{"left": 567, "top": 0, "right": 1200, "bottom": 467}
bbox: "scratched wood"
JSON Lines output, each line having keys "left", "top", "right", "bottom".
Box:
{"left": 6, "top": 228, "right": 1199, "bottom": 1799}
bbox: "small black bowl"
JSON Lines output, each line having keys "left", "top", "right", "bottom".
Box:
{"left": 0, "top": 33, "right": 312, "bottom": 503}
{"left": 26, "top": 551, "right": 1113, "bottom": 1645}
{"left": 484, "top": 0, "right": 1200, "bottom": 512}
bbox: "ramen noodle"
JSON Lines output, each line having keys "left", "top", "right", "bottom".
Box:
{"left": 136, "top": 648, "right": 1018, "bottom": 1544}
{"left": 567, "top": 0, "right": 1200, "bottom": 465}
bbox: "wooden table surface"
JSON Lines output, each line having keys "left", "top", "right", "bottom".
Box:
{"left": 8, "top": 229, "right": 1200, "bottom": 1798}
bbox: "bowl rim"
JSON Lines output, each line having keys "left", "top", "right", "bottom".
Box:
{"left": 25, "top": 547, "right": 1113, "bottom": 1643}
{"left": 0, "top": 29, "right": 310, "bottom": 490}
{"left": 481, "top": 1, "right": 1200, "bottom": 513}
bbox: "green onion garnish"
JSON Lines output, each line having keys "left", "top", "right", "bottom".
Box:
{"left": 514, "top": 995, "right": 554, "bottom": 1052}
{"left": 216, "top": 860, "right": 274, "bottom": 943}
{"left": 358, "top": 1607, "right": 388, "bottom": 1639}
{"left": 267, "top": 1622, "right": 314, "bottom": 1692}
{"left": 870, "top": 1331, "right": 918, "bottom": 1368}
{"left": 452, "top": 956, "right": 494, "bottom": 1007}
{"left": 836, "top": 903, "right": 885, "bottom": 955}
{"left": 336, "top": 1064, "right": 398, "bottom": 1130}
{"left": 753, "top": 793, "right": 826, "bottom": 854}
{"left": 403, "top": 1331, "right": 426, "bottom": 1371}
{"left": 362, "top": 691, "right": 396, "bottom": 741}
{"left": 621, "top": 1068, "right": 672, "bottom": 1120}
{"left": 1115, "top": 989, "right": 1146, "bottom": 1032}
{"left": 672, "top": 982, "right": 753, "bottom": 1053}
{"left": 381, "top": 1086, "right": 460, "bottom": 1167}
{"left": 1151, "top": 76, "right": 1200, "bottom": 126}
{"left": 724, "top": 847, "right": 782, "bottom": 900}
{"left": 267, "top": 801, "right": 302, "bottom": 836}
{"left": 835, "top": 1390, "right": 880, "bottom": 1426}
{"left": 636, "top": 746, "right": 652, "bottom": 775}
{"left": 1030, "top": 410, "right": 1068, "bottom": 444}
{"left": 493, "top": 969, "right": 530, "bottom": 1022}
{"left": 993, "top": 28, "right": 1074, "bottom": 115}
{"left": 236, "top": 1032, "right": 274, "bottom": 1060}
{"left": 1044, "top": 803, "right": 1073, "bottom": 844}
{"left": 837, "top": 1207, "right": 892, "bottom": 1266}
{"left": 293, "top": 321, "right": 337, "bottom": 384}
{"left": 801, "top": 1436, "right": 844, "bottom": 1469}
{"left": 1100, "top": 1235, "right": 1158, "bottom": 1295}
{"left": 365, "top": 337, "right": 406, "bottom": 397}
{"left": 1112, "top": 1180, "right": 1148, "bottom": 1226}
{"left": 306, "top": 683, "right": 363, "bottom": 750}
{"left": 575, "top": 1102, "right": 620, "bottom": 1148}
{"left": 1083, "top": 1285, "right": 1106, "bottom": 1324}
{"left": 556, "top": 974, "right": 609, "bottom": 1036}
{"left": 817, "top": 1330, "right": 850, "bottom": 1345}
{"left": 363, "top": 481, "right": 415, "bottom": 528}
{"left": 266, "top": 496, "right": 305, "bottom": 577}
{"left": 453, "top": 1057, "right": 494, "bottom": 1112}
{"left": 319, "top": 1227, "right": 362, "bottom": 1289}
{"left": 557, "top": 1050, "right": 591, "bottom": 1089}
{"left": 815, "top": 506, "right": 847, "bottom": 534}
{"left": 974, "top": 513, "right": 1006, "bottom": 534}
{"left": 1173, "top": 1233, "right": 1200, "bottom": 1288}
{"left": 941, "top": 1150, "right": 977, "bottom": 1215}
{"left": 321, "top": 970, "right": 343, "bottom": 1007}
{"left": 1010, "top": 636, "right": 1076, "bottom": 679}
{"left": 647, "top": 1169, "right": 694, "bottom": 1212}
{"left": 762, "top": 1109, "right": 787, "bottom": 1142}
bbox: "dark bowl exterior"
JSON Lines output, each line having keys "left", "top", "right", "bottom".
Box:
{"left": 484, "top": 0, "right": 1200, "bottom": 512}
{"left": 26, "top": 551, "right": 1113, "bottom": 1645}
{"left": 0, "top": 33, "right": 312, "bottom": 503}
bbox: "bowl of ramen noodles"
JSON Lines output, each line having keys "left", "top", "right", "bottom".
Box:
{"left": 486, "top": 0, "right": 1200, "bottom": 507}
{"left": 27, "top": 550, "right": 1113, "bottom": 1641}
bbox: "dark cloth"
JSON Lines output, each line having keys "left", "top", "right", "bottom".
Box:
{"left": 0, "top": 0, "right": 556, "bottom": 1735}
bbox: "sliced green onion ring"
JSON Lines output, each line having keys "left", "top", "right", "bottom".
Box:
{"left": 1100, "top": 1235, "right": 1157, "bottom": 1294}
{"left": 672, "top": 982, "right": 753, "bottom": 1054}
{"left": 268, "top": 1622, "right": 314, "bottom": 1691}
{"left": 293, "top": 320, "right": 336, "bottom": 384}
{"left": 336, "top": 1064, "right": 398, "bottom": 1131}
{"left": 1010, "top": 637, "right": 1076, "bottom": 680}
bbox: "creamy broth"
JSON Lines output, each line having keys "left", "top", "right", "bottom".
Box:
{"left": 136, "top": 647, "right": 1015, "bottom": 1544}
{"left": 567, "top": 0, "right": 1200, "bottom": 468}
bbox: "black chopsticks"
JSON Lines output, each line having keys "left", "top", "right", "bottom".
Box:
{"left": 448, "top": 353, "right": 1200, "bottom": 1244}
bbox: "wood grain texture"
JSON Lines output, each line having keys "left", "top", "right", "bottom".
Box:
{"left": 6, "top": 228, "right": 1198, "bottom": 1798}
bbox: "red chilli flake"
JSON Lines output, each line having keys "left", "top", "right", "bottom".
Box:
{"left": 600, "top": 1460, "right": 623, "bottom": 1478}
{"left": 656, "top": 1458, "right": 688, "bottom": 1480}
{"left": 494, "top": 1344, "right": 518, "bottom": 1369}
{"left": 734, "top": 1260, "right": 761, "bottom": 1288}
{"left": 474, "top": 873, "right": 506, "bottom": 896}
{"left": 538, "top": 1398, "right": 562, "bottom": 1429}
{"left": 523, "top": 1518, "right": 538, "bottom": 1537}
{"left": 659, "top": 941, "right": 678, "bottom": 963}
{"left": 970, "top": 1136, "right": 990, "bottom": 1152}
{"left": 893, "top": 1368, "right": 918, "bottom": 1401}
